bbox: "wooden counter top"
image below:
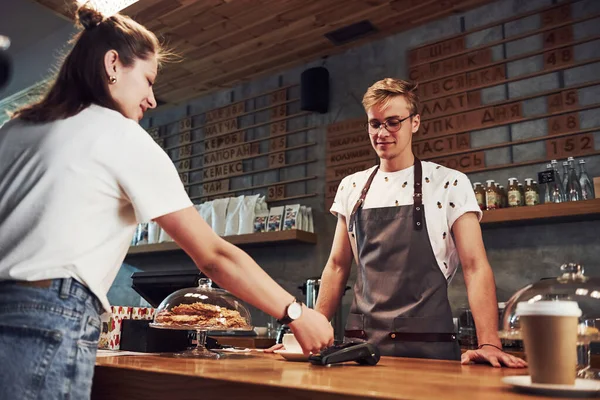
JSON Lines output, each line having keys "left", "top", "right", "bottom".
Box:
{"left": 92, "top": 352, "right": 556, "bottom": 400}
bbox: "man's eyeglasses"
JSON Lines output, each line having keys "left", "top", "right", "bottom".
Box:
{"left": 365, "top": 114, "right": 415, "bottom": 133}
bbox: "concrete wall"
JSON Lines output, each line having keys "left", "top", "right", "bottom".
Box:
{"left": 0, "top": 0, "right": 77, "bottom": 99}
{"left": 103, "top": 0, "right": 600, "bottom": 327}
{"left": 0, "top": 0, "right": 77, "bottom": 124}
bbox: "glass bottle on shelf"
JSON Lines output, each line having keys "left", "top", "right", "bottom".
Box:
{"left": 578, "top": 159, "right": 595, "bottom": 200}
{"left": 550, "top": 159, "right": 565, "bottom": 202}
{"left": 498, "top": 185, "right": 504, "bottom": 208}
{"left": 562, "top": 160, "right": 570, "bottom": 194}
{"left": 473, "top": 182, "right": 485, "bottom": 211}
{"left": 566, "top": 158, "right": 583, "bottom": 201}
{"left": 507, "top": 178, "right": 522, "bottom": 207}
{"left": 551, "top": 160, "right": 562, "bottom": 186}
{"left": 485, "top": 180, "right": 498, "bottom": 210}
{"left": 543, "top": 163, "right": 552, "bottom": 204}
{"left": 524, "top": 178, "right": 539, "bottom": 206}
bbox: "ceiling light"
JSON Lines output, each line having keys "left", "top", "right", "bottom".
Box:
{"left": 76, "top": 0, "right": 139, "bottom": 17}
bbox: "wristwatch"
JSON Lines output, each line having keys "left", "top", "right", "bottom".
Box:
{"left": 277, "top": 298, "right": 303, "bottom": 325}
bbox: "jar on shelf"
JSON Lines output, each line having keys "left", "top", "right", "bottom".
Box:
{"left": 507, "top": 178, "right": 522, "bottom": 207}
{"left": 498, "top": 185, "right": 507, "bottom": 208}
{"left": 473, "top": 182, "right": 485, "bottom": 211}
{"left": 485, "top": 180, "right": 499, "bottom": 210}
{"left": 524, "top": 178, "right": 539, "bottom": 206}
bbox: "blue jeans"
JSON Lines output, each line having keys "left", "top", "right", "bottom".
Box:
{"left": 0, "top": 278, "right": 102, "bottom": 400}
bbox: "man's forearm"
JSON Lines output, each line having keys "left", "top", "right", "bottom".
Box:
{"left": 315, "top": 262, "right": 350, "bottom": 320}
{"left": 464, "top": 262, "right": 502, "bottom": 347}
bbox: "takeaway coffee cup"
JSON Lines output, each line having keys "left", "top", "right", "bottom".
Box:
{"left": 282, "top": 333, "right": 302, "bottom": 353}
{"left": 517, "top": 301, "right": 582, "bottom": 385}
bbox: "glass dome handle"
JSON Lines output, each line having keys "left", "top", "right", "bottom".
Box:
{"left": 559, "top": 263, "right": 586, "bottom": 282}
{"left": 560, "top": 263, "right": 584, "bottom": 275}
{"left": 198, "top": 278, "right": 213, "bottom": 288}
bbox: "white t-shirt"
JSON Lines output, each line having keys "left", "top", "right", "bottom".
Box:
{"left": 330, "top": 161, "right": 482, "bottom": 282}
{"left": 0, "top": 105, "right": 192, "bottom": 312}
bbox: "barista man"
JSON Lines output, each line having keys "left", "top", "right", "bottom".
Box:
{"left": 316, "top": 78, "right": 526, "bottom": 368}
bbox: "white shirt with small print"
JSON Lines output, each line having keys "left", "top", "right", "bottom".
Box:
{"left": 330, "top": 161, "right": 482, "bottom": 282}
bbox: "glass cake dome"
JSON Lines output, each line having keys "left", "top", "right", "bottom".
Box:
{"left": 500, "top": 263, "right": 600, "bottom": 378}
{"left": 150, "top": 278, "right": 252, "bottom": 358}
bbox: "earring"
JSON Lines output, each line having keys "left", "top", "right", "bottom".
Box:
{"left": 109, "top": 76, "right": 117, "bottom": 84}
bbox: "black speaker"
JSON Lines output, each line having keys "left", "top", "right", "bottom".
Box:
{"left": 300, "top": 67, "right": 329, "bottom": 114}
{"left": 120, "top": 320, "right": 190, "bottom": 353}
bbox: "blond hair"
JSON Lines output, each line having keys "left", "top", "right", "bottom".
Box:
{"left": 362, "top": 78, "right": 420, "bottom": 115}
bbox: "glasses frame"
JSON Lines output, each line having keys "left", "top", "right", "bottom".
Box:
{"left": 365, "top": 113, "right": 416, "bottom": 134}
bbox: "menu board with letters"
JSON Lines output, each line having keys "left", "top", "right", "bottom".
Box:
{"left": 145, "top": 85, "right": 317, "bottom": 204}
{"left": 324, "top": 1, "right": 600, "bottom": 209}
{"left": 406, "top": 1, "right": 599, "bottom": 174}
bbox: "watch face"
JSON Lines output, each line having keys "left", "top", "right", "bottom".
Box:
{"left": 288, "top": 302, "right": 303, "bottom": 320}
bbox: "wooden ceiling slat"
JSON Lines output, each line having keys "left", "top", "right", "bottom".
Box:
{"left": 195, "top": 0, "right": 477, "bottom": 88}
{"left": 176, "top": 1, "right": 341, "bottom": 67}
{"left": 209, "top": 0, "right": 262, "bottom": 20}
{"left": 186, "top": 0, "right": 327, "bottom": 48}
{"left": 186, "top": 0, "right": 382, "bottom": 67}
{"left": 214, "top": 0, "right": 494, "bottom": 90}
{"left": 167, "top": 1, "right": 494, "bottom": 102}
{"left": 122, "top": 0, "right": 165, "bottom": 15}
{"left": 179, "top": 0, "right": 479, "bottom": 91}
{"left": 160, "top": 0, "right": 268, "bottom": 50}
{"left": 221, "top": 0, "right": 305, "bottom": 30}
{"left": 130, "top": 0, "right": 182, "bottom": 22}
{"left": 166, "top": 1, "right": 398, "bottom": 89}
{"left": 145, "top": 0, "right": 224, "bottom": 30}
{"left": 30, "top": 0, "right": 495, "bottom": 104}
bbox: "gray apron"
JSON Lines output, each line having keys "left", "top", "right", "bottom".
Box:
{"left": 344, "top": 158, "right": 460, "bottom": 361}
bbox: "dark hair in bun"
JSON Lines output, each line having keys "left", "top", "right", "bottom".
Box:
{"left": 76, "top": 4, "right": 104, "bottom": 30}
{"left": 12, "top": 2, "right": 173, "bottom": 123}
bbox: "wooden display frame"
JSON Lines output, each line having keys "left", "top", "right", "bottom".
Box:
{"left": 147, "top": 85, "right": 316, "bottom": 203}
{"left": 409, "top": 0, "right": 581, "bottom": 67}
{"left": 155, "top": 85, "right": 298, "bottom": 140}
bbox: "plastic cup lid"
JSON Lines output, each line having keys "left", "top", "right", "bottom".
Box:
{"left": 516, "top": 301, "right": 582, "bottom": 317}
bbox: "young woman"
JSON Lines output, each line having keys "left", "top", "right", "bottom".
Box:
{"left": 0, "top": 5, "right": 332, "bottom": 399}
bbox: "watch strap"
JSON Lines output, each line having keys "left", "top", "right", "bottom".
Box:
{"left": 277, "top": 299, "right": 301, "bottom": 325}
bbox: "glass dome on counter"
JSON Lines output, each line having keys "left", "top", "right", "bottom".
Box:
{"left": 150, "top": 278, "right": 253, "bottom": 358}
{"left": 500, "top": 263, "right": 600, "bottom": 378}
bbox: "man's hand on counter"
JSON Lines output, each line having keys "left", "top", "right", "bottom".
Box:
{"left": 289, "top": 306, "right": 335, "bottom": 355}
{"left": 461, "top": 346, "right": 527, "bottom": 368}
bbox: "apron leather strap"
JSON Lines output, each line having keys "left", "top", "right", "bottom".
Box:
{"left": 349, "top": 158, "right": 424, "bottom": 232}
{"left": 344, "top": 330, "right": 368, "bottom": 340}
{"left": 389, "top": 332, "right": 457, "bottom": 342}
{"left": 348, "top": 166, "right": 379, "bottom": 232}
{"left": 413, "top": 157, "right": 423, "bottom": 231}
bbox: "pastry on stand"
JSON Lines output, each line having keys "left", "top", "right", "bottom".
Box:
{"left": 151, "top": 278, "right": 253, "bottom": 359}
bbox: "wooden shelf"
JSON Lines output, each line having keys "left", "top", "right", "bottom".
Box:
{"left": 481, "top": 198, "right": 600, "bottom": 227}
{"left": 127, "top": 230, "right": 317, "bottom": 255}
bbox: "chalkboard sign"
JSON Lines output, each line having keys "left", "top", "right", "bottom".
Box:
{"left": 538, "top": 170, "right": 556, "bottom": 184}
